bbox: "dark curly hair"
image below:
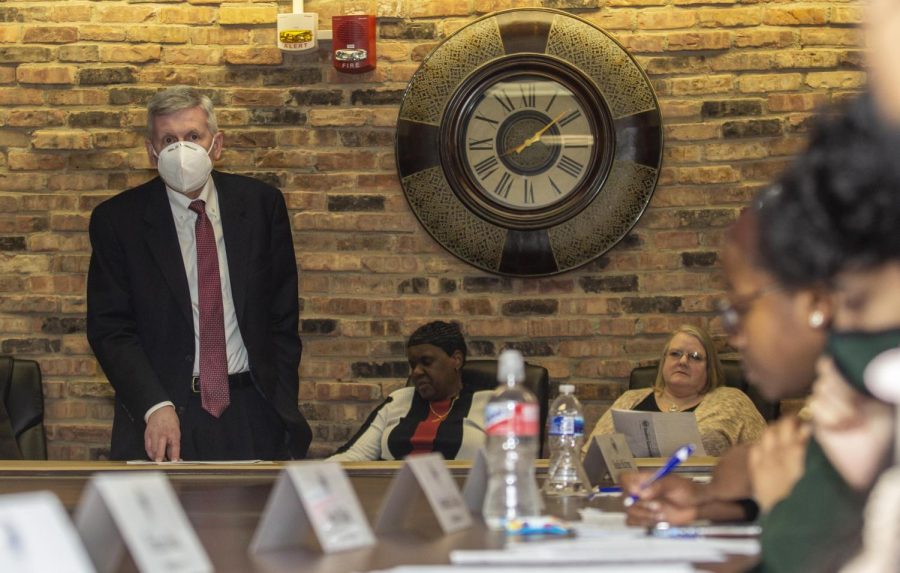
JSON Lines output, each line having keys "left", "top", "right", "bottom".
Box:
{"left": 406, "top": 321, "right": 467, "bottom": 365}
{"left": 758, "top": 92, "right": 900, "bottom": 287}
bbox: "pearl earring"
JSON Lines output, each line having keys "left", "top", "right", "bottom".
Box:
{"left": 808, "top": 310, "right": 825, "bottom": 328}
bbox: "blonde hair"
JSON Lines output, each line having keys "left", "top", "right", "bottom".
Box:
{"left": 654, "top": 325, "right": 725, "bottom": 394}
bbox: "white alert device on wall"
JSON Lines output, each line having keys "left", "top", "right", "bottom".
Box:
{"left": 277, "top": 0, "right": 318, "bottom": 52}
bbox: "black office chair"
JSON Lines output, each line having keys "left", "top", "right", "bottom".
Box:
{"left": 0, "top": 356, "right": 47, "bottom": 459}
{"left": 628, "top": 358, "right": 780, "bottom": 422}
{"left": 460, "top": 359, "right": 551, "bottom": 457}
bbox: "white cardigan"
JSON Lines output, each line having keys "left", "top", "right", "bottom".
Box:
{"left": 329, "top": 387, "right": 493, "bottom": 462}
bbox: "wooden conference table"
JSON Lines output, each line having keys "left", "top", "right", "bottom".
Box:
{"left": 0, "top": 459, "right": 754, "bottom": 573}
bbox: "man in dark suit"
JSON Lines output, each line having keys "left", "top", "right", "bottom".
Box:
{"left": 87, "top": 86, "right": 312, "bottom": 461}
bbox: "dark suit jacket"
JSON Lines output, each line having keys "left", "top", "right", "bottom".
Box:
{"left": 87, "top": 171, "right": 312, "bottom": 460}
{"left": 0, "top": 400, "right": 21, "bottom": 459}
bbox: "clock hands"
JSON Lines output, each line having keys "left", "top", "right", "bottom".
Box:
{"left": 503, "top": 110, "right": 569, "bottom": 156}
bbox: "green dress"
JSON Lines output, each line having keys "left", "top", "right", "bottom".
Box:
{"left": 754, "top": 436, "right": 866, "bottom": 572}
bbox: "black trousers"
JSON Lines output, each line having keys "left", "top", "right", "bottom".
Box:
{"left": 178, "top": 382, "right": 289, "bottom": 461}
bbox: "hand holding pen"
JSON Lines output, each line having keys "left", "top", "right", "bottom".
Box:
{"left": 623, "top": 444, "right": 695, "bottom": 508}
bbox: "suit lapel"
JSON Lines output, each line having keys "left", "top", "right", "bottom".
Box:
{"left": 214, "top": 172, "right": 250, "bottom": 323}
{"left": 142, "top": 179, "right": 193, "bottom": 327}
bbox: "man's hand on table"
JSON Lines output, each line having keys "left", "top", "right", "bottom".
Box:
{"left": 145, "top": 405, "right": 181, "bottom": 461}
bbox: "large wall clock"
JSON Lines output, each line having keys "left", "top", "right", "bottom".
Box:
{"left": 395, "top": 8, "right": 663, "bottom": 277}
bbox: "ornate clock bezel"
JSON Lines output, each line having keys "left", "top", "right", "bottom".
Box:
{"left": 395, "top": 8, "right": 664, "bottom": 277}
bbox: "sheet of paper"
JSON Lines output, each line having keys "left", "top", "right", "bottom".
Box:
{"left": 125, "top": 459, "right": 273, "bottom": 465}
{"left": 369, "top": 566, "right": 695, "bottom": 573}
{"left": 574, "top": 508, "right": 645, "bottom": 537}
{"left": 451, "top": 536, "right": 739, "bottom": 564}
{"left": 611, "top": 409, "right": 707, "bottom": 458}
{"left": 0, "top": 491, "right": 96, "bottom": 573}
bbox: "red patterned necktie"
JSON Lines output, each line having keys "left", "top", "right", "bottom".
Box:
{"left": 188, "top": 200, "right": 229, "bottom": 417}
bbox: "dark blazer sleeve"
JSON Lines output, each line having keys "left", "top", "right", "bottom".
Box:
{"left": 0, "top": 359, "right": 22, "bottom": 459}
{"left": 260, "top": 187, "right": 311, "bottom": 457}
{"left": 86, "top": 202, "right": 169, "bottom": 422}
{"left": 268, "top": 191, "right": 301, "bottom": 399}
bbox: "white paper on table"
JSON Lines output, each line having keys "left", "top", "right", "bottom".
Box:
{"left": 0, "top": 491, "right": 96, "bottom": 573}
{"left": 610, "top": 409, "right": 707, "bottom": 458}
{"left": 368, "top": 566, "right": 695, "bottom": 573}
{"left": 681, "top": 537, "right": 760, "bottom": 555}
{"left": 451, "top": 536, "right": 735, "bottom": 564}
{"left": 573, "top": 508, "right": 645, "bottom": 537}
{"left": 125, "top": 459, "right": 274, "bottom": 465}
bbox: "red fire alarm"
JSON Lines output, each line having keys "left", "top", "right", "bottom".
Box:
{"left": 332, "top": 15, "right": 376, "bottom": 74}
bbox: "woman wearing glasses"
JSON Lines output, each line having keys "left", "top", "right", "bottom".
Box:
{"left": 750, "top": 92, "right": 900, "bottom": 573}
{"left": 585, "top": 324, "right": 765, "bottom": 456}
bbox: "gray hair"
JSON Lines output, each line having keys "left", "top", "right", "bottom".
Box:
{"left": 146, "top": 86, "right": 218, "bottom": 138}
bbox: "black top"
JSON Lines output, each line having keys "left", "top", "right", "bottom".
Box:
{"left": 632, "top": 391, "right": 698, "bottom": 413}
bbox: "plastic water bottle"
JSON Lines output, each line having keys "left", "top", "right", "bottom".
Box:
{"left": 543, "top": 384, "right": 590, "bottom": 496}
{"left": 482, "top": 349, "right": 542, "bottom": 530}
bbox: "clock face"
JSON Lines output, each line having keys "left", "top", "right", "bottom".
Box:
{"left": 395, "top": 8, "right": 663, "bottom": 277}
{"left": 462, "top": 77, "right": 595, "bottom": 211}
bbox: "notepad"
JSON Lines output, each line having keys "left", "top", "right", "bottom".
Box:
{"left": 610, "top": 409, "right": 707, "bottom": 458}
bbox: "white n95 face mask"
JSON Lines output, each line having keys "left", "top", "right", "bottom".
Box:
{"left": 152, "top": 140, "right": 213, "bottom": 194}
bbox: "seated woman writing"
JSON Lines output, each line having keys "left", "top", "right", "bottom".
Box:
{"left": 329, "top": 321, "right": 491, "bottom": 461}
{"left": 585, "top": 325, "right": 765, "bottom": 456}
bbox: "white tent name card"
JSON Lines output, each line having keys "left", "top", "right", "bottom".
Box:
{"left": 583, "top": 434, "right": 638, "bottom": 485}
{"left": 250, "top": 461, "right": 375, "bottom": 554}
{"left": 74, "top": 472, "right": 212, "bottom": 573}
{"left": 0, "top": 491, "right": 95, "bottom": 573}
{"left": 462, "top": 448, "right": 488, "bottom": 513}
{"left": 375, "top": 453, "right": 472, "bottom": 535}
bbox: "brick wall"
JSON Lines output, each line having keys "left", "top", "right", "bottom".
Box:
{"left": 0, "top": 0, "right": 864, "bottom": 459}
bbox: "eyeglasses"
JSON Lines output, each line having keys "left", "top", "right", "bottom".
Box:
{"left": 667, "top": 350, "right": 705, "bottom": 363}
{"left": 718, "top": 283, "right": 784, "bottom": 335}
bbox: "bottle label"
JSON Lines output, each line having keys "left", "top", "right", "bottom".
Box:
{"left": 484, "top": 402, "right": 539, "bottom": 437}
{"left": 548, "top": 414, "right": 584, "bottom": 437}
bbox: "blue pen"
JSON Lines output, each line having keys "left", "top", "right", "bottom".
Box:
{"left": 586, "top": 485, "right": 623, "bottom": 501}
{"left": 623, "top": 444, "right": 695, "bottom": 508}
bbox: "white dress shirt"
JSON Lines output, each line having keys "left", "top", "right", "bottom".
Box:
{"left": 145, "top": 178, "right": 250, "bottom": 421}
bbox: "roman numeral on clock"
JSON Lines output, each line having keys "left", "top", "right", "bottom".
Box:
{"left": 559, "top": 109, "right": 582, "bottom": 127}
{"left": 475, "top": 114, "right": 499, "bottom": 126}
{"left": 558, "top": 155, "right": 583, "bottom": 178}
{"left": 467, "top": 137, "right": 493, "bottom": 151}
{"left": 473, "top": 156, "right": 499, "bottom": 179}
{"left": 549, "top": 177, "right": 562, "bottom": 195}
{"left": 494, "top": 172, "right": 512, "bottom": 198}
{"left": 520, "top": 83, "right": 536, "bottom": 108}
{"left": 494, "top": 90, "right": 516, "bottom": 113}
{"left": 544, "top": 91, "right": 558, "bottom": 113}
{"left": 523, "top": 179, "right": 535, "bottom": 204}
